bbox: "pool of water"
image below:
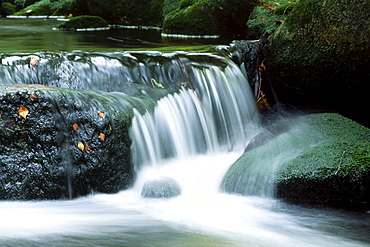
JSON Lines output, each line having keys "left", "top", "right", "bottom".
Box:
{"left": 0, "top": 18, "right": 230, "bottom": 53}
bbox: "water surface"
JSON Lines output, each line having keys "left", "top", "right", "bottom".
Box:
{"left": 0, "top": 18, "right": 229, "bottom": 53}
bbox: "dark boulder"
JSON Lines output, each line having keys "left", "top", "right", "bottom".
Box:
{"left": 0, "top": 85, "right": 134, "bottom": 200}
{"left": 265, "top": 0, "right": 370, "bottom": 126}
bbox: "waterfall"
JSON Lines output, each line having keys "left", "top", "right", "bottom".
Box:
{"left": 129, "top": 54, "right": 261, "bottom": 170}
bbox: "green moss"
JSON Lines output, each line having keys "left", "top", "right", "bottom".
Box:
{"left": 179, "top": 0, "right": 197, "bottom": 9}
{"left": 12, "top": 0, "right": 74, "bottom": 16}
{"left": 266, "top": 0, "right": 370, "bottom": 107}
{"left": 57, "top": 15, "right": 108, "bottom": 30}
{"left": 274, "top": 113, "right": 370, "bottom": 210}
{"left": 246, "top": 0, "right": 295, "bottom": 39}
{"left": 163, "top": 3, "right": 221, "bottom": 35}
{"left": 1, "top": 2, "right": 16, "bottom": 16}
{"left": 163, "top": 0, "right": 258, "bottom": 36}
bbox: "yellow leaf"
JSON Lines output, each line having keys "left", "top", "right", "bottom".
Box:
{"left": 77, "top": 142, "right": 84, "bottom": 151}
{"left": 18, "top": 106, "right": 29, "bottom": 119}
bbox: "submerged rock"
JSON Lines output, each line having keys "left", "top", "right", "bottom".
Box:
{"left": 222, "top": 113, "right": 370, "bottom": 211}
{"left": 141, "top": 177, "right": 181, "bottom": 198}
{"left": 0, "top": 85, "right": 136, "bottom": 200}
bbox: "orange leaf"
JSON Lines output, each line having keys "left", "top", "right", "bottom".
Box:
{"left": 261, "top": 17, "right": 266, "bottom": 21}
{"left": 97, "top": 111, "right": 105, "bottom": 118}
{"left": 84, "top": 143, "right": 91, "bottom": 153}
{"left": 98, "top": 133, "right": 105, "bottom": 141}
{"left": 260, "top": 63, "right": 266, "bottom": 70}
{"left": 72, "top": 123, "right": 79, "bottom": 131}
{"left": 18, "top": 106, "right": 29, "bottom": 119}
{"left": 77, "top": 142, "right": 84, "bottom": 151}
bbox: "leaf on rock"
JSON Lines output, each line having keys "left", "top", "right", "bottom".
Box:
{"left": 77, "top": 142, "right": 85, "bottom": 151}
{"left": 84, "top": 143, "right": 91, "bottom": 153}
{"left": 98, "top": 133, "right": 105, "bottom": 141}
{"left": 97, "top": 111, "right": 105, "bottom": 118}
{"left": 29, "top": 92, "right": 37, "bottom": 101}
{"left": 72, "top": 123, "right": 78, "bottom": 131}
{"left": 151, "top": 78, "right": 165, "bottom": 88}
{"left": 18, "top": 106, "right": 29, "bottom": 119}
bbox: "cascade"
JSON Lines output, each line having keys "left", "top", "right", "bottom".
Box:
{"left": 130, "top": 58, "right": 261, "bottom": 169}
{"left": 1, "top": 48, "right": 369, "bottom": 246}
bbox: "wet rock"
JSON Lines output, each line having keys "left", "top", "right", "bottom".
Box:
{"left": 0, "top": 85, "right": 136, "bottom": 200}
{"left": 222, "top": 113, "right": 370, "bottom": 211}
{"left": 141, "top": 177, "right": 181, "bottom": 198}
{"left": 265, "top": 0, "right": 370, "bottom": 125}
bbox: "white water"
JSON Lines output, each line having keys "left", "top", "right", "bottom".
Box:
{"left": 1, "top": 53, "right": 369, "bottom": 246}
{"left": 0, "top": 153, "right": 369, "bottom": 246}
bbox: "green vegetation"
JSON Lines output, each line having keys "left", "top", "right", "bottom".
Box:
{"left": 163, "top": 0, "right": 259, "bottom": 36}
{"left": 246, "top": 0, "right": 297, "bottom": 39}
{"left": 11, "top": 0, "right": 74, "bottom": 16}
{"left": 0, "top": 2, "right": 16, "bottom": 16}
{"left": 56, "top": 15, "right": 108, "bottom": 30}
{"left": 266, "top": 0, "right": 370, "bottom": 108}
{"left": 275, "top": 113, "right": 370, "bottom": 210}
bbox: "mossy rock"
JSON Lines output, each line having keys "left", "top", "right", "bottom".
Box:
{"left": 0, "top": 2, "right": 16, "bottom": 17}
{"left": 162, "top": 3, "right": 222, "bottom": 35}
{"left": 11, "top": 0, "right": 74, "bottom": 16}
{"left": 163, "top": 0, "right": 259, "bottom": 36}
{"left": 0, "top": 85, "right": 135, "bottom": 200}
{"left": 246, "top": 0, "right": 295, "bottom": 39}
{"left": 265, "top": 0, "right": 370, "bottom": 122}
{"left": 56, "top": 15, "right": 109, "bottom": 30}
{"left": 275, "top": 113, "right": 370, "bottom": 210}
{"left": 222, "top": 113, "right": 370, "bottom": 210}
{"left": 70, "top": 0, "right": 164, "bottom": 26}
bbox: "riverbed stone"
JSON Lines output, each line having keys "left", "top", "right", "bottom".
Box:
{"left": 141, "top": 177, "right": 181, "bottom": 198}
{"left": 0, "top": 85, "right": 135, "bottom": 200}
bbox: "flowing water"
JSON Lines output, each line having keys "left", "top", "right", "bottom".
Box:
{"left": 0, "top": 19, "right": 369, "bottom": 247}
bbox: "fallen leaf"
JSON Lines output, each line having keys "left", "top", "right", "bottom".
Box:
{"left": 151, "top": 78, "right": 165, "bottom": 88}
{"left": 29, "top": 92, "right": 37, "bottom": 101}
{"left": 261, "top": 17, "right": 266, "bottom": 21}
{"left": 259, "top": 63, "right": 266, "bottom": 70}
{"left": 98, "top": 111, "right": 105, "bottom": 118}
{"left": 18, "top": 106, "right": 29, "bottom": 119}
{"left": 98, "top": 133, "right": 105, "bottom": 141}
{"left": 84, "top": 143, "right": 91, "bottom": 153}
{"left": 72, "top": 123, "right": 78, "bottom": 131}
{"left": 77, "top": 142, "right": 84, "bottom": 151}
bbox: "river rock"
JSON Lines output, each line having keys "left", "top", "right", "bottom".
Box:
{"left": 0, "top": 85, "right": 135, "bottom": 200}
{"left": 141, "top": 177, "right": 181, "bottom": 198}
{"left": 265, "top": 0, "right": 370, "bottom": 125}
{"left": 221, "top": 113, "right": 370, "bottom": 211}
